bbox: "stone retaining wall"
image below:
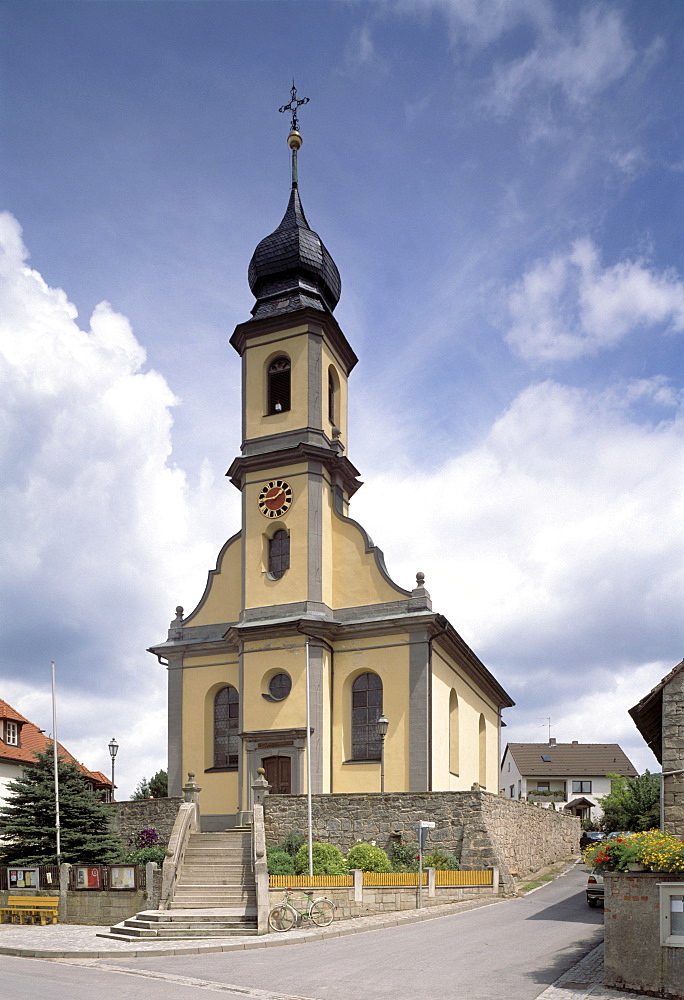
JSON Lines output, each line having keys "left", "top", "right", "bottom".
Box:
{"left": 104, "top": 797, "right": 182, "bottom": 849}
{"left": 603, "top": 871, "right": 684, "bottom": 999}
{"left": 263, "top": 791, "right": 579, "bottom": 891}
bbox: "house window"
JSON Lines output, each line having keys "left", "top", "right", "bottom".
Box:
{"left": 268, "top": 529, "right": 290, "bottom": 579}
{"left": 267, "top": 357, "right": 291, "bottom": 414}
{"left": 660, "top": 885, "right": 684, "bottom": 947}
{"left": 572, "top": 780, "right": 592, "bottom": 794}
{"left": 510, "top": 785, "right": 515, "bottom": 798}
{"left": 214, "top": 686, "right": 239, "bottom": 769}
{"left": 5, "top": 721, "right": 18, "bottom": 746}
{"left": 537, "top": 781, "right": 550, "bottom": 791}
{"left": 351, "top": 673, "right": 383, "bottom": 761}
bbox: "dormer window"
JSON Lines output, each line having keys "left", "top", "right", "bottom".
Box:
{"left": 5, "top": 720, "right": 18, "bottom": 746}
{"left": 267, "top": 357, "right": 291, "bottom": 415}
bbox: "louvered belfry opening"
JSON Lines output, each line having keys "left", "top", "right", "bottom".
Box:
{"left": 268, "top": 356, "right": 291, "bottom": 414}
{"left": 269, "top": 529, "right": 290, "bottom": 579}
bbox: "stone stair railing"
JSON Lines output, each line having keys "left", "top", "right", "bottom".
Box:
{"left": 159, "top": 772, "right": 201, "bottom": 909}
{"left": 251, "top": 768, "right": 271, "bottom": 934}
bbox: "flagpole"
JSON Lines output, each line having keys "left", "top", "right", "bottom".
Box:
{"left": 51, "top": 661, "right": 61, "bottom": 863}
{"left": 305, "top": 639, "right": 313, "bottom": 876}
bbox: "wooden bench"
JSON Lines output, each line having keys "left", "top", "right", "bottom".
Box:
{"left": 0, "top": 895, "right": 59, "bottom": 925}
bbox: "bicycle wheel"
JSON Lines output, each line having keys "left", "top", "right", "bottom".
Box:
{"left": 268, "top": 903, "right": 297, "bottom": 931}
{"left": 309, "top": 897, "right": 335, "bottom": 927}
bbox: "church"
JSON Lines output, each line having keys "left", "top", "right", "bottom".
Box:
{"left": 149, "top": 93, "right": 514, "bottom": 831}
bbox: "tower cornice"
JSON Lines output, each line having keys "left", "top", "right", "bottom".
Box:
{"left": 226, "top": 443, "right": 363, "bottom": 498}
{"left": 230, "top": 306, "right": 358, "bottom": 375}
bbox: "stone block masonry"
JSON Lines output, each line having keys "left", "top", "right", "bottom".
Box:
{"left": 263, "top": 791, "right": 580, "bottom": 892}
{"left": 663, "top": 665, "right": 684, "bottom": 837}
{"left": 603, "top": 872, "right": 684, "bottom": 999}
{"left": 105, "top": 797, "right": 182, "bottom": 851}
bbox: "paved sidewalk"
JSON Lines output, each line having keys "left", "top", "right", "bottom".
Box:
{"left": 534, "top": 943, "right": 646, "bottom": 1000}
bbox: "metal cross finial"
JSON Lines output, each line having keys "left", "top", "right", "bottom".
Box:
{"left": 279, "top": 80, "right": 310, "bottom": 133}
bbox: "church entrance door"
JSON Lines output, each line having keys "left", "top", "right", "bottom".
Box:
{"left": 263, "top": 755, "right": 291, "bottom": 794}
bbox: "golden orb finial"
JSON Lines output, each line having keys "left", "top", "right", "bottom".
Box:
{"left": 288, "top": 129, "right": 303, "bottom": 151}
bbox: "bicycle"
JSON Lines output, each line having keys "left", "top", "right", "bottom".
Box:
{"left": 268, "top": 888, "right": 335, "bottom": 931}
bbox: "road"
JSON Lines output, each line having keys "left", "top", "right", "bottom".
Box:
{"left": 0, "top": 865, "right": 603, "bottom": 1000}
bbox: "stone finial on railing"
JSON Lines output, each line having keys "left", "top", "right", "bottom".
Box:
{"left": 408, "top": 571, "right": 432, "bottom": 612}
{"left": 169, "top": 605, "right": 184, "bottom": 640}
{"left": 471, "top": 781, "right": 481, "bottom": 791}
{"left": 182, "top": 772, "right": 201, "bottom": 808}
{"left": 252, "top": 767, "right": 271, "bottom": 806}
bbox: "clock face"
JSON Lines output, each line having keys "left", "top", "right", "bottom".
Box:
{"left": 258, "top": 479, "right": 293, "bottom": 518}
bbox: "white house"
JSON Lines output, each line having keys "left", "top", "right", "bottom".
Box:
{"left": 500, "top": 739, "right": 638, "bottom": 824}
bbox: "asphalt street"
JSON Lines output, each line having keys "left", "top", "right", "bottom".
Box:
{"left": 0, "top": 865, "right": 604, "bottom": 1000}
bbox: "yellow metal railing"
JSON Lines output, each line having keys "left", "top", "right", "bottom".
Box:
{"left": 362, "top": 872, "right": 427, "bottom": 886}
{"left": 435, "top": 870, "right": 492, "bottom": 886}
{"left": 269, "top": 870, "right": 493, "bottom": 888}
{"left": 269, "top": 875, "right": 353, "bottom": 888}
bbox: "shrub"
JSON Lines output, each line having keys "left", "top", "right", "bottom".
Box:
{"left": 128, "top": 826, "right": 163, "bottom": 850}
{"left": 390, "top": 841, "right": 419, "bottom": 872}
{"left": 267, "top": 848, "right": 295, "bottom": 876}
{"left": 346, "top": 842, "right": 392, "bottom": 873}
{"left": 423, "top": 850, "right": 460, "bottom": 871}
{"left": 279, "top": 830, "right": 306, "bottom": 857}
{"left": 294, "top": 841, "right": 348, "bottom": 875}
{"left": 124, "top": 845, "right": 167, "bottom": 866}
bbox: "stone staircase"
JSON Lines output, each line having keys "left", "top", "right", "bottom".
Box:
{"left": 101, "top": 828, "right": 259, "bottom": 941}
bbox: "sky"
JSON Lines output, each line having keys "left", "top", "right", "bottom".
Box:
{"left": 1, "top": 0, "right": 682, "bottom": 799}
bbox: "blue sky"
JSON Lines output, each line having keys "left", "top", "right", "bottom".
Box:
{"left": 1, "top": 0, "right": 682, "bottom": 797}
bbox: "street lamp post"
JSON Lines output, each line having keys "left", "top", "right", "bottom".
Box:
{"left": 108, "top": 737, "right": 119, "bottom": 801}
{"left": 377, "top": 715, "right": 389, "bottom": 793}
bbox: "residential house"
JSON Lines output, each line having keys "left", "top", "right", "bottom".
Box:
{"left": 500, "top": 739, "right": 637, "bottom": 823}
{"left": 0, "top": 697, "right": 112, "bottom": 804}
{"left": 629, "top": 656, "right": 684, "bottom": 836}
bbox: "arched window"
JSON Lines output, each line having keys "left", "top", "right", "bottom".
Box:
{"left": 214, "top": 686, "right": 239, "bottom": 769}
{"left": 328, "top": 368, "right": 335, "bottom": 424}
{"left": 268, "top": 529, "right": 290, "bottom": 579}
{"left": 267, "top": 356, "right": 291, "bottom": 414}
{"left": 478, "top": 713, "right": 487, "bottom": 789}
{"left": 449, "top": 690, "right": 459, "bottom": 775}
{"left": 351, "top": 672, "right": 383, "bottom": 761}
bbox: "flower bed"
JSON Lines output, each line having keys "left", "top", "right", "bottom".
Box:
{"left": 584, "top": 829, "right": 684, "bottom": 873}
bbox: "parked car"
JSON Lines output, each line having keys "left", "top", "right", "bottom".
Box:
{"left": 580, "top": 830, "right": 606, "bottom": 850}
{"left": 586, "top": 871, "right": 604, "bottom": 907}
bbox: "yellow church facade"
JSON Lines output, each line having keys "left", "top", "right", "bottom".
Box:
{"left": 150, "top": 117, "right": 514, "bottom": 830}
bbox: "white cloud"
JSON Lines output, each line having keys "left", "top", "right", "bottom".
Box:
{"left": 0, "top": 212, "right": 233, "bottom": 796}
{"left": 351, "top": 376, "right": 684, "bottom": 736}
{"left": 488, "top": 6, "right": 635, "bottom": 112}
{"left": 506, "top": 239, "right": 684, "bottom": 363}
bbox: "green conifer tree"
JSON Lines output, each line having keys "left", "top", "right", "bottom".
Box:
{"left": 0, "top": 747, "right": 122, "bottom": 864}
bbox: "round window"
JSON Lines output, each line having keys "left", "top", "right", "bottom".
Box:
{"left": 268, "top": 673, "right": 292, "bottom": 701}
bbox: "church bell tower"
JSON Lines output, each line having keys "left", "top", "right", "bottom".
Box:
{"left": 227, "top": 89, "right": 362, "bottom": 623}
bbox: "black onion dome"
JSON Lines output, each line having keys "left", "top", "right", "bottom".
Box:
{"left": 248, "top": 185, "right": 341, "bottom": 318}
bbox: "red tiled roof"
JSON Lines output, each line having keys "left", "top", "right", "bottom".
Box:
{"left": 0, "top": 696, "right": 112, "bottom": 790}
